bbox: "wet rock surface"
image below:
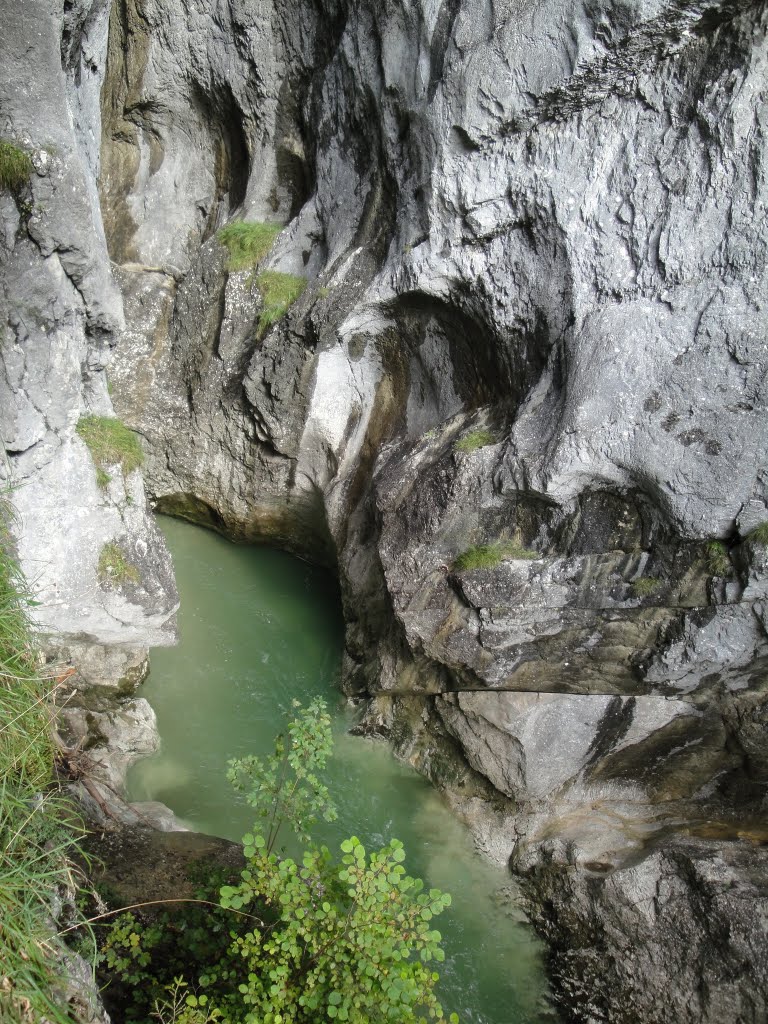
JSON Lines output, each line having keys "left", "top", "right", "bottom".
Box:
{"left": 519, "top": 835, "right": 768, "bottom": 1024}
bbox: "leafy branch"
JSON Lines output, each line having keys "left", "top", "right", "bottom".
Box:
{"left": 99, "top": 699, "right": 459, "bottom": 1024}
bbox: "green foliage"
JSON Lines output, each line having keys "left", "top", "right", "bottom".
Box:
{"left": 0, "top": 497, "right": 89, "bottom": 1023}
{"left": 0, "top": 140, "right": 33, "bottom": 192}
{"left": 101, "top": 700, "right": 458, "bottom": 1024}
{"left": 227, "top": 696, "right": 337, "bottom": 852}
{"left": 152, "top": 977, "right": 222, "bottom": 1024}
{"left": 0, "top": 500, "right": 52, "bottom": 786}
{"left": 705, "top": 540, "right": 731, "bottom": 577}
{"left": 748, "top": 522, "right": 768, "bottom": 546}
{"left": 217, "top": 222, "right": 281, "bottom": 272}
{"left": 100, "top": 912, "right": 163, "bottom": 986}
{"left": 76, "top": 415, "right": 143, "bottom": 485}
{"left": 95, "top": 869, "right": 247, "bottom": 1022}
{"left": 98, "top": 542, "right": 140, "bottom": 586}
{"left": 630, "top": 576, "right": 661, "bottom": 597}
{"left": 454, "top": 430, "right": 495, "bottom": 454}
{"left": 216, "top": 835, "right": 455, "bottom": 1024}
{"left": 255, "top": 271, "right": 306, "bottom": 339}
{"left": 453, "top": 540, "right": 537, "bottom": 572}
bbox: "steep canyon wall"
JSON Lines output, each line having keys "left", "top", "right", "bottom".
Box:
{"left": 2, "top": 0, "right": 768, "bottom": 1019}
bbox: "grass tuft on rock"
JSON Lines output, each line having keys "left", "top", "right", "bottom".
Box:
{"left": 76, "top": 415, "right": 143, "bottom": 484}
{"left": 256, "top": 271, "right": 306, "bottom": 338}
{"left": 0, "top": 501, "right": 52, "bottom": 784}
{"left": 453, "top": 540, "right": 537, "bottom": 572}
{"left": 0, "top": 497, "right": 89, "bottom": 1023}
{"left": 454, "top": 429, "right": 495, "bottom": 454}
{"left": 705, "top": 540, "right": 731, "bottom": 577}
{"left": 747, "top": 522, "right": 768, "bottom": 546}
{"left": 0, "top": 140, "right": 33, "bottom": 192}
{"left": 98, "top": 542, "right": 140, "bottom": 586}
{"left": 218, "top": 222, "right": 281, "bottom": 272}
{"left": 630, "top": 576, "right": 661, "bottom": 597}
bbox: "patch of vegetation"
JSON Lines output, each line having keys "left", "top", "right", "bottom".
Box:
{"left": 454, "top": 429, "right": 495, "bottom": 454}
{"left": 705, "top": 540, "right": 731, "bottom": 577}
{"left": 98, "top": 542, "right": 140, "bottom": 586}
{"left": 453, "top": 540, "right": 537, "bottom": 571}
{"left": 99, "top": 699, "right": 458, "bottom": 1024}
{"left": 255, "top": 271, "right": 306, "bottom": 338}
{"left": 0, "top": 140, "right": 33, "bottom": 192}
{"left": 630, "top": 576, "right": 661, "bottom": 597}
{"left": 748, "top": 522, "right": 768, "bottom": 546}
{"left": 76, "top": 415, "right": 143, "bottom": 485}
{"left": 217, "top": 221, "right": 281, "bottom": 272}
{"left": 0, "top": 497, "right": 89, "bottom": 1023}
{"left": 317, "top": 285, "right": 330, "bottom": 299}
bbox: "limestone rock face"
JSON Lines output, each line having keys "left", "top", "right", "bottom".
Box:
{"left": 3, "top": 0, "right": 768, "bottom": 1019}
{"left": 520, "top": 836, "right": 768, "bottom": 1024}
{"left": 0, "top": 0, "right": 178, "bottom": 649}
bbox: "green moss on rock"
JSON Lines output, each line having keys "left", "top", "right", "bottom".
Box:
{"left": 98, "top": 542, "right": 140, "bottom": 586}
{"left": 76, "top": 415, "right": 143, "bottom": 484}
{"left": 454, "top": 429, "right": 495, "bottom": 453}
{"left": 255, "top": 271, "right": 306, "bottom": 338}
{"left": 453, "top": 540, "right": 537, "bottom": 572}
{"left": 217, "top": 221, "right": 281, "bottom": 272}
{"left": 0, "top": 140, "right": 33, "bottom": 192}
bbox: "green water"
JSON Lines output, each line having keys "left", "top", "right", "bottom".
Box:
{"left": 127, "top": 518, "right": 555, "bottom": 1024}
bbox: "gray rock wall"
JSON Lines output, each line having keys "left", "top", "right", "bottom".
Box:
{"left": 3, "top": 0, "right": 767, "bottom": 1019}
{"left": 0, "top": 0, "right": 177, "bottom": 648}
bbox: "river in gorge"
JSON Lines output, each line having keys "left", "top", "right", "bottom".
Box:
{"left": 126, "top": 517, "right": 556, "bottom": 1024}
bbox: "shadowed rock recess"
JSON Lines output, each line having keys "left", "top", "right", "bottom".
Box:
{"left": 2, "top": 0, "right": 767, "bottom": 1020}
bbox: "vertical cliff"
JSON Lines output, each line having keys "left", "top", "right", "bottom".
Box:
{"left": 0, "top": 1, "right": 178, "bottom": 810}
{"left": 2, "top": 0, "right": 767, "bottom": 1019}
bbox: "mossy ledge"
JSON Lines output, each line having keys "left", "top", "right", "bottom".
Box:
{"left": 453, "top": 540, "right": 538, "bottom": 572}
{"left": 0, "top": 140, "right": 33, "bottom": 192}
{"left": 217, "top": 221, "right": 281, "bottom": 272}
{"left": 76, "top": 415, "right": 144, "bottom": 486}
{"left": 98, "top": 541, "right": 140, "bottom": 586}
{"left": 256, "top": 271, "right": 307, "bottom": 338}
{"left": 454, "top": 429, "right": 495, "bottom": 454}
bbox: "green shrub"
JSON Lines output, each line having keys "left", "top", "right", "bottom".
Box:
{"left": 255, "top": 271, "right": 306, "bottom": 338}
{"left": 217, "top": 222, "right": 281, "bottom": 272}
{"left": 0, "top": 140, "right": 33, "bottom": 192}
{"left": 630, "top": 576, "right": 661, "bottom": 597}
{"left": 705, "top": 540, "right": 731, "bottom": 577}
{"left": 0, "top": 498, "right": 89, "bottom": 1023}
{"left": 453, "top": 540, "right": 537, "bottom": 571}
{"left": 454, "top": 429, "right": 495, "bottom": 454}
{"left": 98, "top": 542, "right": 140, "bottom": 586}
{"left": 748, "top": 522, "right": 768, "bottom": 546}
{"left": 76, "top": 415, "right": 143, "bottom": 485}
{"left": 101, "top": 699, "right": 458, "bottom": 1024}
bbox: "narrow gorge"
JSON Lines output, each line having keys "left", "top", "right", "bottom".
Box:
{"left": 1, "top": 0, "right": 767, "bottom": 1020}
